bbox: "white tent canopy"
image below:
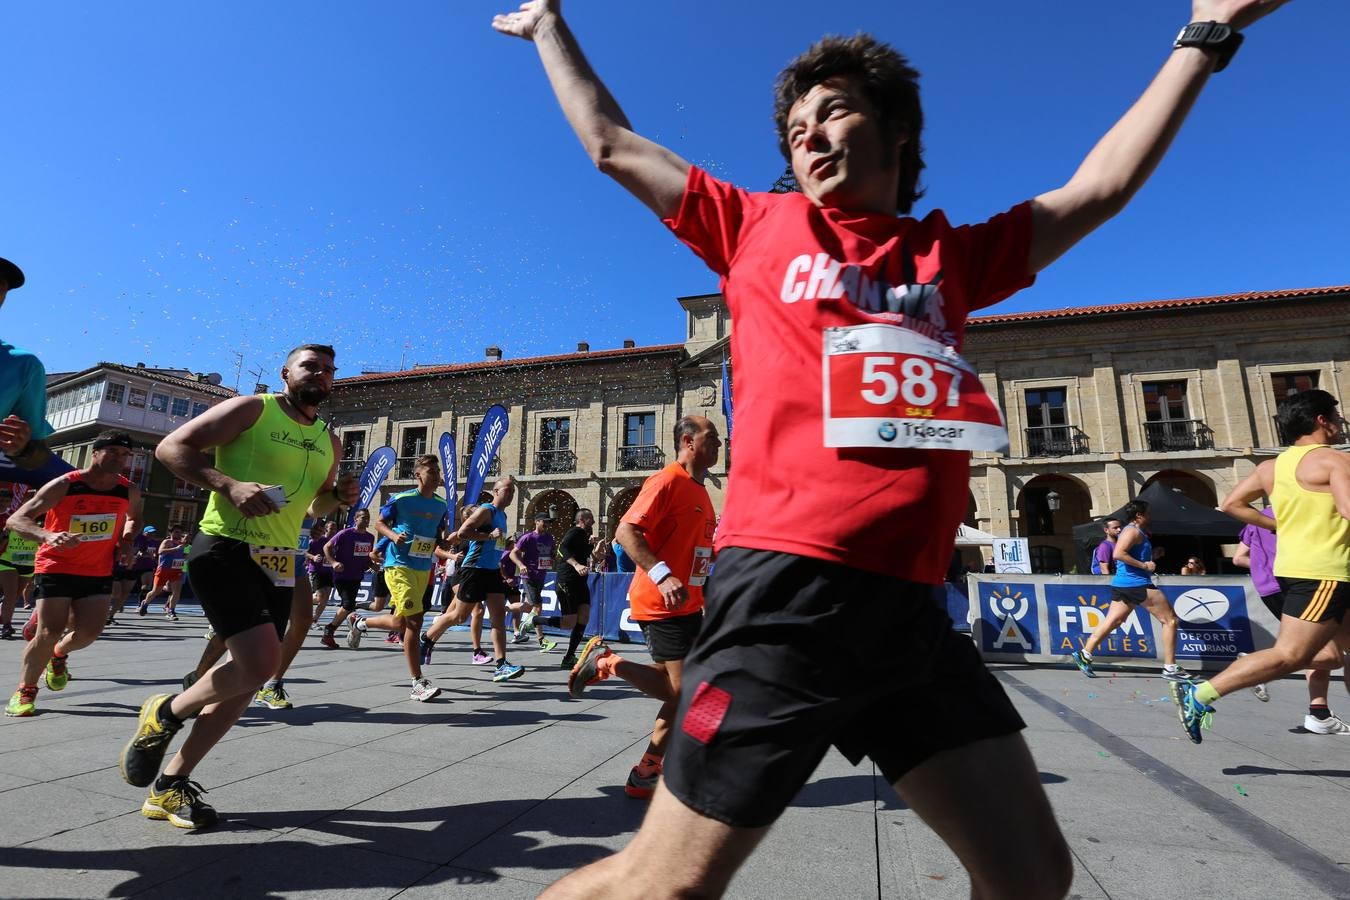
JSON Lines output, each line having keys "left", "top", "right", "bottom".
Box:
{"left": 955, "top": 524, "right": 998, "bottom": 546}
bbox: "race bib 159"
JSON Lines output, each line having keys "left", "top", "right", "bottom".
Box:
{"left": 822, "top": 324, "right": 1008, "bottom": 452}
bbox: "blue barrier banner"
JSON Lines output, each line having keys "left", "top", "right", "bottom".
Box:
{"left": 1164, "top": 584, "right": 1254, "bottom": 659}
{"left": 721, "top": 356, "right": 733, "bottom": 443}
{"left": 437, "top": 432, "right": 456, "bottom": 505}
{"left": 0, "top": 450, "right": 74, "bottom": 489}
{"left": 462, "top": 404, "right": 508, "bottom": 510}
{"left": 976, "top": 581, "right": 1039, "bottom": 653}
{"left": 347, "top": 446, "right": 396, "bottom": 527}
{"left": 1045, "top": 582, "right": 1155, "bottom": 658}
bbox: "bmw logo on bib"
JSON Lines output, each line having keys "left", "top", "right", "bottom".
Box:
{"left": 878, "top": 422, "right": 897, "bottom": 442}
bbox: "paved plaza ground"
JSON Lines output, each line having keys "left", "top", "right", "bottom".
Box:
{"left": 1, "top": 605, "right": 1348, "bottom": 899}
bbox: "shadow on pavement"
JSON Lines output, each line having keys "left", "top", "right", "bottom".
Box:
{"left": 1224, "top": 763, "right": 1350, "bottom": 778}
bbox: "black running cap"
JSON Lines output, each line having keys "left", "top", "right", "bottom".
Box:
{"left": 533, "top": 511, "right": 552, "bottom": 520}
{"left": 0, "top": 257, "right": 24, "bottom": 290}
{"left": 92, "top": 432, "right": 135, "bottom": 451}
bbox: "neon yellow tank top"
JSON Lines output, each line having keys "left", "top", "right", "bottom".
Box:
{"left": 199, "top": 394, "right": 333, "bottom": 549}
{"left": 0, "top": 530, "right": 38, "bottom": 567}
{"left": 1271, "top": 443, "right": 1350, "bottom": 582}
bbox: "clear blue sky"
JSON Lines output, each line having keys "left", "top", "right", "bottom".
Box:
{"left": 4, "top": 2, "right": 1347, "bottom": 386}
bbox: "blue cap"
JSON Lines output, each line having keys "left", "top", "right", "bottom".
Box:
{"left": 142, "top": 525, "right": 157, "bottom": 534}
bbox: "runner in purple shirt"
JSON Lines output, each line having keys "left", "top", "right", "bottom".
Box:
{"left": 1091, "top": 519, "right": 1121, "bottom": 576}
{"left": 321, "top": 510, "right": 376, "bottom": 648}
{"left": 306, "top": 520, "right": 337, "bottom": 637}
{"left": 1234, "top": 507, "right": 1349, "bottom": 732}
{"left": 507, "top": 512, "right": 558, "bottom": 652}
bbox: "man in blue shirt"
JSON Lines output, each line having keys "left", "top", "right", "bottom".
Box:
{"left": 0, "top": 257, "right": 64, "bottom": 486}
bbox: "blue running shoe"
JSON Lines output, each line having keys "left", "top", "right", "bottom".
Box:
{"left": 492, "top": 661, "right": 524, "bottom": 683}
{"left": 1177, "top": 682, "right": 1213, "bottom": 744}
{"left": 1070, "top": 650, "right": 1096, "bottom": 678}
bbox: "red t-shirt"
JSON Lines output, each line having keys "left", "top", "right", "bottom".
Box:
{"left": 622, "top": 463, "right": 717, "bottom": 621}
{"left": 664, "top": 167, "right": 1035, "bottom": 583}
{"left": 35, "top": 471, "right": 131, "bottom": 577}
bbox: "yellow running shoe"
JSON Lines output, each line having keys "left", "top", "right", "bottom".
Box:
{"left": 5, "top": 686, "right": 38, "bottom": 717}
{"left": 254, "top": 684, "right": 292, "bottom": 709}
{"left": 142, "top": 778, "right": 218, "bottom": 829}
{"left": 120, "top": 694, "right": 183, "bottom": 786}
{"left": 45, "top": 656, "right": 69, "bottom": 692}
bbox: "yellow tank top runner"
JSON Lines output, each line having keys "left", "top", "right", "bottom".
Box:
{"left": 1271, "top": 443, "right": 1350, "bottom": 582}
{"left": 198, "top": 394, "right": 333, "bottom": 549}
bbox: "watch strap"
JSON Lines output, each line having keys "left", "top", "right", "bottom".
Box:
{"left": 1174, "top": 20, "right": 1244, "bottom": 73}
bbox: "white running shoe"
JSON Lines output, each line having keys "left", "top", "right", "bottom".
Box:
{"left": 347, "top": 618, "right": 363, "bottom": 649}
{"left": 1304, "top": 713, "right": 1350, "bottom": 735}
{"left": 1251, "top": 683, "right": 1270, "bottom": 702}
{"left": 410, "top": 678, "right": 441, "bottom": 703}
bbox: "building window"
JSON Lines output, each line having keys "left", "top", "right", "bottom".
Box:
{"left": 537, "top": 417, "right": 574, "bottom": 474}
{"left": 168, "top": 501, "right": 198, "bottom": 529}
{"left": 128, "top": 388, "right": 147, "bottom": 409}
{"left": 127, "top": 449, "right": 152, "bottom": 490}
{"left": 1271, "top": 370, "right": 1319, "bottom": 401}
{"left": 191, "top": 401, "right": 209, "bottom": 418}
{"left": 170, "top": 397, "right": 190, "bottom": 417}
{"left": 1023, "top": 387, "right": 1087, "bottom": 456}
{"left": 1142, "top": 380, "right": 1212, "bottom": 451}
{"left": 342, "top": 431, "right": 366, "bottom": 461}
{"left": 461, "top": 421, "right": 501, "bottom": 479}
{"left": 1142, "top": 380, "right": 1190, "bottom": 423}
{"left": 149, "top": 392, "right": 170, "bottom": 413}
{"left": 172, "top": 477, "right": 201, "bottom": 499}
{"left": 620, "top": 412, "right": 662, "bottom": 470}
{"left": 106, "top": 383, "right": 125, "bottom": 404}
{"left": 398, "top": 426, "right": 428, "bottom": 478}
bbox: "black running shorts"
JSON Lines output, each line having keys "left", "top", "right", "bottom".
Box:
{"left": 1110, "top": 585, "right": 1150, "bottom": 605}
{"left": 662, "top": 547, "right": 1026, "bottom": 829}
{"left": 372, "top": 568, "right": 390, "bottom": 599}
{"left": 188, "top": 533, "right": 294, "bottom": 641}
{"left": 334, "top": 579, "right": 362, "bottom": 611}
{"left": 638, "top": 611, "right": 703, "bottom": 663}
{"left": 0, "top": 560, "right": 35, "bottom": 578}
{"left": 1278, "top": 577, "right": 1350, "bottom": 624}
{"left": 1259, "top": 591, "right": 1285, "bottom": 621}
{"left": 33, "top": 573, "right": 112, "bottom": 601}
{"left": 308, "top": 569, "right": 334, "bottom": 592}
{"left": 556, "top": 574, "right": 590, "bottom": 615}
{"left": 521, "top": 577, "right": 545, "bottom": 608}
{"left": 459, "top": 567, "right": 508, "bottom": 604}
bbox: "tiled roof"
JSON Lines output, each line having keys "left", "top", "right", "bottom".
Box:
{"left": 48, "top": 362, "right": 238, "bottom": 398}
{"left": 969, "top": 285, "right": 1350, "bottom": 326}
{"left": 335, "top": 344, "right": 687, "bottom": 386}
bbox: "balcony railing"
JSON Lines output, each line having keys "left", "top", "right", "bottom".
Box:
{"left": 395, "top": 456, "right": 422, "bottom": 479}
{"left": 1271, "top": 415, "right": 1350, "bottom": 446}
{"left": 1144, "top": 419, "right": 1214, "bottom": 452}
{"left": 1023, "top": 426, "right": 1089, "bottom": 458}
{"left": 618, "top": 444, "right": 665, "bottom": 471}
{"left": 460, "top": 454, "right": 501, "bottom": 480}
{"left": 535, "top": 449, "right": 577, "bottom": 475}
{"left": 338, "top": 458, "right": 365, "bottom": 478}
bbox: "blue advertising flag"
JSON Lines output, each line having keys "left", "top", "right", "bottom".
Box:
{"left": 347, "top": 446, "right": 396, "bottom": 527}
{"left": 721, "top": 356, "right": 732, "bottom": 443}
{"left": 0, "top": 449, "right": 74, "bottom": 489}
{"left": 437, "top": 432, "right": 456, "bottom": 504}
{"left": 463, "top": 404, "right": 509, "bottom": 510}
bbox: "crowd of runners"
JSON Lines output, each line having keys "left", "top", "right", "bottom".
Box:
{"left": 0, "top": 0, "right": 1332, "bottom": 896}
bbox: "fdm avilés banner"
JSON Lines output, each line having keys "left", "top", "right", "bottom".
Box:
{"left": 462, "top": 405, "right": 509, "bottom": 510}
{"left": 347, "top": 446, "right": 396, "bottom": 526}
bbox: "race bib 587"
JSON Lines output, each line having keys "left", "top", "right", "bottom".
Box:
{"left": 822, "top": 324, "right": 1008, "bottom": 452}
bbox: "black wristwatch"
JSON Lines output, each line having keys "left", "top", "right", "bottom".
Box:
{"left": 1174, "top": 21, "right": 1244, "bottom": 73}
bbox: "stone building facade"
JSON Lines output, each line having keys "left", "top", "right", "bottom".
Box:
{"left": 325, "top": 283, "right": 1349, "bottom": 571}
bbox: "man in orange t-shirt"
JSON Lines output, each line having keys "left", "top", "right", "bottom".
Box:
{"left": 569, "top": 415, "right": 720, "bottom": 799}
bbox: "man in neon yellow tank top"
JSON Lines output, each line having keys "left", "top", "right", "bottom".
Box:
{"left": 1178, "top": 390, "right": 1350, "bottom": 744}
{"left": 117, "top": 344, "right": 357, "bottom": 828}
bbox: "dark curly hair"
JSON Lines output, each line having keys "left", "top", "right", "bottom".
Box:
{"left": 773, "top": 34, "right": 925, "bottom": 214}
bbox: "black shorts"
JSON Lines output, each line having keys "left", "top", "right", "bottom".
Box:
{"left": 556, "top": 575, "right": 590, "bottom": 615}
{"left": 422, "top": 578, "right": 436, "bottom": 608}
{"left": 1277, "top": 577, "right": 1350, "bottom": 624}
{"left": 0, "top": 561, "right": 35, "bottom": 578}
{"left": 187, "top": 533, "right": 294, "bottom": 641}
{"left": 521, "top": 577, "right": 545, "bottom": 608}
{"left": 334, "top": 580, "right": 362, "bottom": 611}
{"left": 638, "top": 611, "right": 704, "bottom": 663}
{"left": 459, "top": 567, "right": 508, "bottom": 604}
{"left": 662, "top": 547, "right": 1025, "bottom": 829}
{"left": 33, "top": 573, "right": 113, "bottom": 601}
{"left": 372, "top": 569, "right": 390, "bottom": 599}
{"left": 309, "top": 569, "right": 334, "bottom": 591}
{"left": 1259, "top": 591, "right": 1285, "bottom": 621}
{"left": 1110, "top": 585, "right": 1151, "bottom": 605}
{"left": 112, "top": 565, "right": 137, "bottom": 582}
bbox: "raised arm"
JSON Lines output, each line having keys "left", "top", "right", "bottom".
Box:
{"left": 1028, "top": 0, "right": 1292, "bottom": 273}
{"left": 492, "top": 0, "right": 691, "bottom": 218}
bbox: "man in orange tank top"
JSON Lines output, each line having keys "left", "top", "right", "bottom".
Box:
{"left": 568, "top": 416, "right": 721, "bottom": 799}
{"left": 1179, "top": 391, "right": 1350, "bottom": 743}
{"left": 4, "top": 432, "right": 143, "bottom": 717}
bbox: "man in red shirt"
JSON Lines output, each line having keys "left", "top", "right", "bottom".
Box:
{"left": 569, "top": 416, "right": 720, "bottom": 800}
{"left": 5, "top": 432, "right": 143, "bottom": 716}
{"left": 493, "top": 0, "right": 1292, "bottom": 896}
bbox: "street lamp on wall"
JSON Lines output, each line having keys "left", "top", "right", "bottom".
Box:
{"left": 1046, "top": 490, "right": 1061, "bottom": 513}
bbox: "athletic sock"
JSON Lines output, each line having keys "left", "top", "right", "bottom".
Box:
{"left": 1309, "top": 704, "right": 1331, "bottom": 721}
{"left": 53, "top": 652, "right": 68, "bottom": 661}
{"left": 422, "top": 632, "right": 435, "bottom": 645}
{"left": 1195, "top": 681, "right": 1221, "bottom": 706}
{"left": 157, "top": 694, "right": 185, "bottom": 728}
{"left": 154, "top": 773, "right": 187, "bottom": 792}
{"left": 495, "top": 658, "right": 506, "bottom": 667}
{"left": 566, "top": 622, "right": 585, "bottom": 658}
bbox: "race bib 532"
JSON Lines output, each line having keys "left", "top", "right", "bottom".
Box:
{"left": 249, "top": 545, "right": 296, "bottom": 587}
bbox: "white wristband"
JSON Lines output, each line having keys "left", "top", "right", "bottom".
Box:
{"left": 648, "top": 561, "right": 673, "bottom": 584}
